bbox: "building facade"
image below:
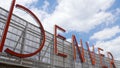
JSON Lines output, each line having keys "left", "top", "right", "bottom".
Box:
{"left": 0, "top": 6, "right": 120, "bottom": 68}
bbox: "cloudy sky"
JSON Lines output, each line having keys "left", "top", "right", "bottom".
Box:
{"left": 0, "top": 0, "right": 120, "bottom": 60}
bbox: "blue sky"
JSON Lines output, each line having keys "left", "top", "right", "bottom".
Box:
{"left": 33, "top": 0, "right": 57, "bottom": 13}
{"left": 0, "top": 0, "right": 120, "bottom": 60}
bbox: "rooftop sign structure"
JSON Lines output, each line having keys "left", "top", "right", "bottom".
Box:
{"left": 0, "top": 0, "right": 119, "bottom": 68}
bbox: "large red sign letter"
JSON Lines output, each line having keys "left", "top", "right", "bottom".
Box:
{"left": 5, "top": 4, "right": 46, "bottom": 58}
{"left": 0, "top": 0, "right": 16, "bottom": 52}
{"left": 54, "top": 25, "right": 67, "bottom": 58}
{"left": 72, "top": 35, "right": 85, "bottom": 63}
{"left": 107, "top": 52, "right": 116, "bottom": 68}
{"left": 86, "top": 42, "right": 96, "bottom": 65}
{"left": 98, "top": 48, "right": 108, "bottom": 68}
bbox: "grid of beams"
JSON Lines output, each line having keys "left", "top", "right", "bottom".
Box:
{"left": 0, "top": 7, "right": 120, "bottom": 68}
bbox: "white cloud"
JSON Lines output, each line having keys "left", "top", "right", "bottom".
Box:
{"left": 0, "top": 0, "right": 120, "bottom": 61}
{"left": 0, "top": 0, "right": 38, "bottom": 10}
{"left": 0, "top": 0, "right": 119, "bottom": 34}
{"left": 90, "top": 26, "right": 120, "bottom": 41}
{"left": 95, "top": 37, "right": 120, "bottom": 60}
{"left": 42, "top": 0, "right": 50, "bottom": 11}
{"left": 43, "top": 0, "right": 116, "bottom": 33}
{"left": 16, "top": 0, "right": 38, "bottom": 5}
{"left": 0, "top": 0, "right": 12, "bottom": 10}
{"left": 67, "top": 38, "right": 72, "bottom": 42}
{"left": 0, "top": 0, "right": 49, "bottom": 27}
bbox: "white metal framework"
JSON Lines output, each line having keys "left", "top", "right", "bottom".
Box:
{"left": 0, "top": 7, "right": 120, "bottom": 68}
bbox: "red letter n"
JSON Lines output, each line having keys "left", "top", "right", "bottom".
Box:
{"left": 72, "top": 35, "right": 85, "bottom": 63}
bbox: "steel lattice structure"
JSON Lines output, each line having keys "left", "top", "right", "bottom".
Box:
{"left": 0, "top": 7, "right": 120, "bottom": 68}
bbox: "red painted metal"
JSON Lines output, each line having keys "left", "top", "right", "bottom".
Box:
{"left": 86, "top": 42, "right": 96, "bottom": 65}
{"left": 0, "top": 1, "right": 116, "bottom": 66}
{"left": 57, "top": 34, "right": 66, "bottom": 40}
{"left": 98, "top": 48, "right": 103, "bottom": 65}
{"left": 107, "top": 52, "right": 116, "bottom": 68}
{"left": 58, "top": 52, "right": 67, "bottom": 58}
{"left": 102, "top": 66, "right": 108, "bottom": 68}
{"left": 92, "top": 45, "right": 96, "bottom": 65}
{"left": 72, "top": 35, "right": 85, "bottom": 63}
{"left": 80, "top": 39, "right": 85, "bottom": 62}
{"left": 72, "top": 36, "right": 76, "bottom": 60}
{"left": 0, "top": 0, "right": 16, "bottom": 52}
{"left": 98, "top": 48, "right": 108, "bottom": 68}
{"left": 54, "top": 25, "right": 67, "bottom": 58}
{"left": 54, "top": 25, "right": 57, "bottom": 54}
{"left": 5, "top": 4, "right": 46, "bottom": 58}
